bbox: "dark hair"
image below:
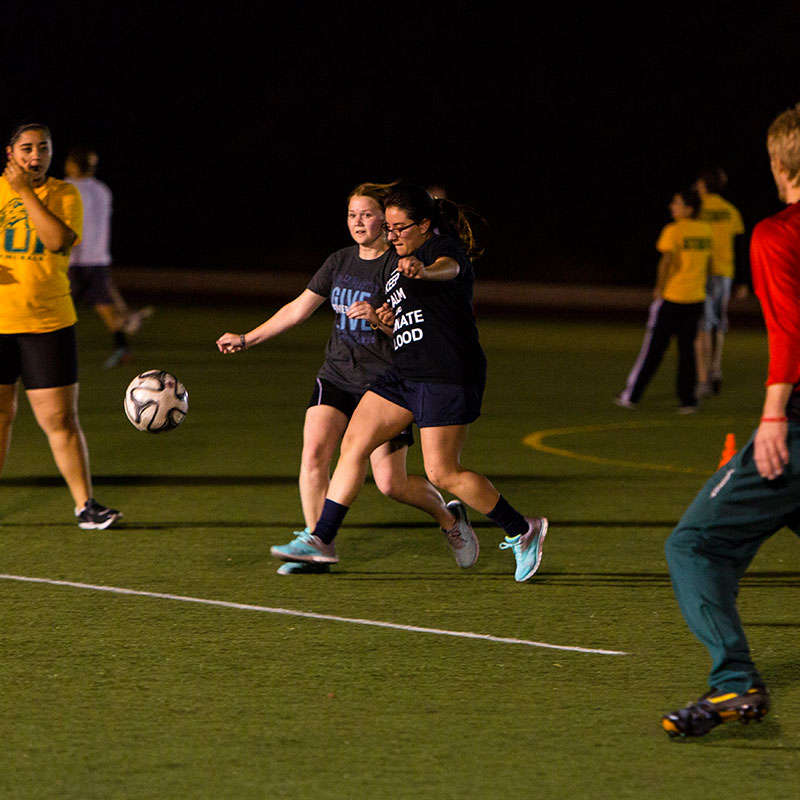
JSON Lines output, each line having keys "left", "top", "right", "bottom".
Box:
{"left": 676, "top": 186, "right": 701, "bottom": 218}
{"left": 383, "top": 183, "right": 482, "bottom": 258}
{"left": 8, "top": 121, "right": 51, "bottom": 147}
{"left": 65, "top": 145, "right": 98, "bottom": 174}
{"left": 697, "top": 166, "right": 728, "bottom": 194}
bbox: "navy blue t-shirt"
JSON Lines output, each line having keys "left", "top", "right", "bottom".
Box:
{"left": 381, "top": 235, "right": 486, "bottom": 387}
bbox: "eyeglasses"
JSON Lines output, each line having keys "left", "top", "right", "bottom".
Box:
{"left": 382, "top": 221, "right": 418, "bottom": 237}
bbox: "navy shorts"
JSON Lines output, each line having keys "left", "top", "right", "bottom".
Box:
{"left": 369, "top": 368, "right": 483, "bottom": 428}
{"left": 0, "top": 325, "right": 79, "bottom": 389}
{"left": 69, "top": 264, "right": 115, "bottom": 306}
{"left": 308, "top": 377, "right": 414, "bottom": 446}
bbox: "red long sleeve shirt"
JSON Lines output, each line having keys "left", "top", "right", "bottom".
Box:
{"left": 750, "top": 201, "right": 800, "bottom": 390}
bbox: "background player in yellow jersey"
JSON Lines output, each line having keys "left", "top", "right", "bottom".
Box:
{"left": 694, "top": 167, "right": 746, "bottom": 397}
{"left": 0, "top": 122, "right": 121, "bottom": 529}
{"left": 616, "top": 187, "right": 712, "bottom": 413}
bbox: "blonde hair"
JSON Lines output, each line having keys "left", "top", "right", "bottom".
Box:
{"left": 346, "top": 181, "right": 398, "bottom": 210}
{"left": 767, "top": 102, "right": 800, "bottom": 186}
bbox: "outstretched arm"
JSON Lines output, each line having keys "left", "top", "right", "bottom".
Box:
{"left": 216, "top": 289, "right": 326, "bottom": 353}
{"left": 396, "top": 255, "right": 460, "bottom": 281}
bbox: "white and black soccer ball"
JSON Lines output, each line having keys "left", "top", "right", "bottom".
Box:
{"left": 124, "top": 370, "right": 188, "bottom": 433}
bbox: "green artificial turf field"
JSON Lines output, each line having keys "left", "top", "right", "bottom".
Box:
{"left": 2, "top": 301, "right": 798, "bottom": 799}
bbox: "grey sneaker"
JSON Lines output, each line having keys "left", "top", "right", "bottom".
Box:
{"left": 270, "top": 528, "right": 338, "bottom": 563}
{"left": 442, "top": 500, "right": 479, "bottom": 568}
{"left": 76, "top": 498, "right": 123, "bottom": 530}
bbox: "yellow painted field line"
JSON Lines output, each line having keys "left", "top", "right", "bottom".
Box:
{"left": 523, "top": 421, "right": 710, "bottom": 475}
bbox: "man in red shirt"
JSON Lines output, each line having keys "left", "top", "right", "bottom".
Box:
{"left": 661, "top": 102, "right": 800, "bottom": 738}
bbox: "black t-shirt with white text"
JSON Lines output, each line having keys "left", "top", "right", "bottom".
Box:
{"left": 382, "top": 235, "right": 486, "bottom": 387}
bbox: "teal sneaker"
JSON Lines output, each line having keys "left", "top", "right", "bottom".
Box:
{"left": 499, "top": 517, "right": 548, "bottom": 582}
{"left": 443, "top": 500, "right": 479, "bottom": 568}
{"left": 277, "top": 561, "right": 331, "bottom": 575}
{"left": 270, "top": 528, "right": 338, "bottom": 564}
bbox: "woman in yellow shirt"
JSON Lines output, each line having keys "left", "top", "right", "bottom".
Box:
{"left": 0, "top": 122, "right": 121, "bottom": 529}
{"left": 616, "top": 187, "right": 712, "bottom": 413}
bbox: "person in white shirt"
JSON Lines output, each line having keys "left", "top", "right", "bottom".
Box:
{"left": 64, "top": 146, "right": 152, "bottom": 368}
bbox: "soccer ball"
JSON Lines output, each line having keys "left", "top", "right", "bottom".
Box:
{"left": 124, "top": 370, "right": 188, "bottom": 433}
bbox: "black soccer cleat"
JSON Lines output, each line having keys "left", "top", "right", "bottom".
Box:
{"left": 661, "top": 687, "right": 769, "bottom": 738}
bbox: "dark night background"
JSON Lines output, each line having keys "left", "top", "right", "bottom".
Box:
{"left": 2, "top": 2, "right": 799, "bottom": 286}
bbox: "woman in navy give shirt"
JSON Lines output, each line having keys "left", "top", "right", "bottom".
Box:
{"left": 218, "top": 182, "right": 476, "bottom": 573}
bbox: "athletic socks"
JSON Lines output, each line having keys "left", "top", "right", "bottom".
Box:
{"left": 313, "top": 499, "right": 349, "bottom": 544}
{"left": 316, "top": 495, "right": 525, "bottom": 543}
{"left": 487, "top": 495, "right": 528, "bottom": 538}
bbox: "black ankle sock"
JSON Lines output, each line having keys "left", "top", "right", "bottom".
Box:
{"left": 487, "top": 495, "right": 528, "bottom": 538}
{"left": 113, "top": 331, "right": 128, "bottom": 348}
{"left": 314, "top": 499, "right": 349, "bottom": 544}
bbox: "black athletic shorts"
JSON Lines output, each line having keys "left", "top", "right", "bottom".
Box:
{"left": 69, "top": 264, "right": 115, "bottom": 306}
{"left": 308, "top": 377, "right": 414, "bottom": 447}
{"left": 0, "top": 325, "right": 79, "bottom": 389}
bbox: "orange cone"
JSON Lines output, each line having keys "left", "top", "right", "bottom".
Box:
{"left": 717, "top": 433, "right": 737, "bottom": 469}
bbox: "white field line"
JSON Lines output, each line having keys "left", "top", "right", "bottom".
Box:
{"left": 0, "top": 573, "right": 630, "bottom": 656}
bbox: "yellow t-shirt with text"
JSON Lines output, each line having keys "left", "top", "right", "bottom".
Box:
{"left": 656, "top": 218, "right": 712, "bottom": 304}
{"left": 698, "top": 193, "right": 744, "bottom": 279}
{"left": 0, "top": 176, "right": 83, "bottom": 333}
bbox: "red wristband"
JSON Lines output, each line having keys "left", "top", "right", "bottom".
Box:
{"left": 760, "top": 416, "right": 787, "bottom": 422}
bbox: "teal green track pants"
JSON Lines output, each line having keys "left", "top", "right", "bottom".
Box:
{"left": 665, "top": 424, "right": 800, "bottom": 693}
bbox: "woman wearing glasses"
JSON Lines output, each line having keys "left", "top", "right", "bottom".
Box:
{"left": 0, "top": 122, "right": 122, "bottom": 529}
{"left": 216, "top": 182, "right": 477, "bottom": 573}
{"left": 274, "top": 183, "right": 548, "bottom": 582}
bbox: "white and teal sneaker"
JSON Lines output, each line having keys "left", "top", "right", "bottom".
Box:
{"left": 270, "top": 528, "right": 338, "bottom": 564}
{"left": 499, "top": 517, "right": 548, "bottom": 582}
{"left": 443, "top": 500, "right": 479, "bottom": 568}
{"left": 276, "top": 561, "right": 331, "bottom": 575}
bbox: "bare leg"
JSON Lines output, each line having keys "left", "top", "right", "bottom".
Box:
{"left": 107, "top": 281, "right": 131, "bottom": 318}
{"left": 369, "top": 442, "right": 454, "bottom": 529}
{"left": 26, "top": 384, "right": 92, "bottom": 507}
{"left": 711, "top": 330, "right": 726, "bottom": 379}
{"left": 0, "top": 383, "right": 18, "bottom": 473}
{"left": 695, "top": 329, "right": 712, "bottom": 386}
{"left": 95, "top": 303, "right": 126, "bottom": 333}
{"left": 419, "top": 425, "right": 501, "bottom": 514}
{"left": 299, "top": 404, "right": 349, "bottom": 529}
{"left": 327, "top": 392, "right": 413, "bottom": 508}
